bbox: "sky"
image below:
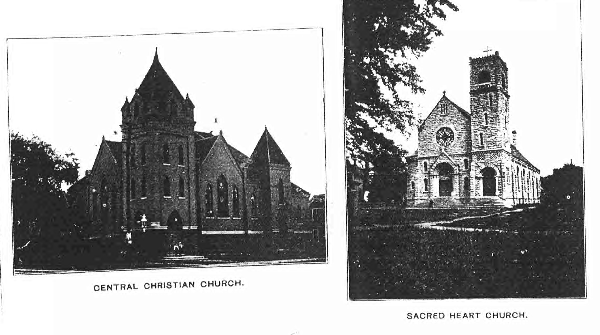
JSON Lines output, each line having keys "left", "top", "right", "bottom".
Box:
{"left": 7, "top": 28, "right": 326, "bottom": 195}
{"left": 390, "top": 0, "right": 582, "bottom": 177}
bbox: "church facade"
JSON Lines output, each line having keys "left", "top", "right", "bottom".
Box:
{"left": 406, "top": 51, "right": 540, "bottom": 207}
{"left": 68, "top": 51, "right": 311, "bottom": 245}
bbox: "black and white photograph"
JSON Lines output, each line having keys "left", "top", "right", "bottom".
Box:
{"left": 346, "top": 0, "right": 585, "bottom": 299}
{"left": 8, "top": 28, "right": 327, "bottom": 274}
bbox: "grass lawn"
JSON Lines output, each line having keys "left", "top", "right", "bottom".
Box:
{"left": 349, "top": 208, "right": 585, "bottom": 299}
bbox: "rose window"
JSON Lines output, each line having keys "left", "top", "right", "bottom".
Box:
{"left": 436, "top": 127, "right": 454, "bottom": 147}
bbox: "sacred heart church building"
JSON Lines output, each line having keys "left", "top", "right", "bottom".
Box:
{"left": 406, "top": 51, "right": 540, "bottom": 207}
{"left": 68, "top": 51, "right": 311, "bottom": 249}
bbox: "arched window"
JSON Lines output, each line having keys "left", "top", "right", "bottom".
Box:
{"left": 478, "top": 70, "right": 491, "bottom": 83}
{"left": 130, "top": 144, "right": 136, "bottom": 167}
{"left": 479, "top": 133, "right": 484, "bottom": 146}
{"left": 424, "top": 162, "right": 428, "bottom": 172}
{"left": 179, "top": 177, "right": 185, "bottom": 197}
{"left": 141, "top": 176, "right": 147, "bottom": 197}
{"left": 232, "top": 186, "right": 240, "bottom": 217}
{"left": 92, "top": 191, "right": 98, "bottom": 220}
{"left": 250, "top": 192, "right": 257, "bottom": 217}
{"left": 163, "top": 143, "right": 170, "bottom": 164}
{"left": 163, "top": 176, "right": 170, "bottom": 197}
{"left": 178, "top": 145, "right": 184, "bottom": 165}
{"left": 217, "top": 174, "right": 229, "bottom": 217}
{"left": 464, "top": 159, "right": 469, "bottom": 170}
{"left": 278, "top": 178, "right": 285, "bottom": 205}
{"left": 205, "top": 184, "right": 214, "bottom": 217}
{"left": 141, "top": 144, "right": 146, "bottom": 165}
{"left": 131, "top": 178, "right": 136, "bottom": 199}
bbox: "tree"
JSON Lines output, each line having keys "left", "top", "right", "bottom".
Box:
{"left": 365, "top": 152, "right": 407, "bottom": 204}
{"left": 541, "top": 163, "right": 583, "bottom": 219}
{"left": 344, "top": 0, "right": 458, "bottom": 163}
{"left": 11, "top": 133, "right": 79, "bottom": 261}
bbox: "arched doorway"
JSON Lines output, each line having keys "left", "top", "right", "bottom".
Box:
{"left": 167, "top": 210, "right": 183, "bottom": 230}
{"left": 437, "top": 163, "right": 453, "bottom": 196}
{"left": 482, "top": 167, "right": 497, "bottom": 196}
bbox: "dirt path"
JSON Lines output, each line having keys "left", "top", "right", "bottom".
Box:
{"left": 413, "top": 208, "right": 525, "bottom": 233}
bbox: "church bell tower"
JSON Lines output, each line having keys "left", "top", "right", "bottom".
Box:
{"left": 469, "top": 50, "right": 511, "bottom": 152}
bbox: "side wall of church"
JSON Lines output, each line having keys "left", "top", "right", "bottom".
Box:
{"left": 197, "top": 138, "right": 246, "bottom": 231}
{"left": 269, "top": 164, "right": 291, "bottom": 226}
{"left": 88, "top": 143, "right": 122, "bottom": 236}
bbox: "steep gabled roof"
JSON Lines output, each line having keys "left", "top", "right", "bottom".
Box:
{"left": 105, "top": 140, "right": 123, "bottom": 167}
{"left": 195, "top": 136, "right": 218, "bottom": 163}
{"left": 136, "top": 50, "right": 184, "bottom": 104}
{"left": 249, "top": 128, "right": 290, "bottom": 166}
{"left": 194, "top": 131, "right": 213, "bottom": 140}
{"left": 418, "top": 94, "right": 470, "bottom": 131}
{"left": 228, "top": 144, "right": 249, "bottom": 166}
{"left": 291, "top": 182, "right": 310, "bottom": 198}
{"left": 511, "top": 144, "right": 539, "bottom": 172}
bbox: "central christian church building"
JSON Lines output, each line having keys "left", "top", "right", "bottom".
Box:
{"left": 406, "top": 51, "right": 540, "bottom": 207}
{"left": 69, "top": 51, "right": 311, "bottom": 244}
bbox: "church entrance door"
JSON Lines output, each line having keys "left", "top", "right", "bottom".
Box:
{"left": 437, "top": 163, "right": 453, "bottom": 197}
{"left": 482, "top": 167, "right": 497, "bottom": 196}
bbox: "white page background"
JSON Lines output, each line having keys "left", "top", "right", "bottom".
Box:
{"left": 0, "top": 1, "right": 598, "bottom": 334}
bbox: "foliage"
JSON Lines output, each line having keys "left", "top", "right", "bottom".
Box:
{"left": 365, "top": 152, "right": 407, "bottom": 203}
{"left": 344, "top": 0, "right": 458, "bottom": 162}
{"left": 11, "top": 133, "right": 79, "bottom": 253}
{"left": 540, "top": 163, "right": 583, "bottom": 218}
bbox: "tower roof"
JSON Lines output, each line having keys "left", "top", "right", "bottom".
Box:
{"left": 136, "top": 50, "right": 184, "bottom": 103}
{"left": 250, "top": 128, "right": 290, "bottom": 166}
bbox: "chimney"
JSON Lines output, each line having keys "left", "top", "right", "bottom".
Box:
{"left": 512, "top": 130, "right": 517, "bottom": 146}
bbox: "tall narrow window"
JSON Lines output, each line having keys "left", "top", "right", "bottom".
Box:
{"left": 179, "top": 177, "right": 185, "bottom": 197}
{"left": 178, "top": 145, "right": 184, "bottom": 165}
{"left": 424, "top": 162, "right": 428, "bottom": 172}
{"left": 250, "top": 192, "right": 257, "bottom": 217}
{"left": 131, "top": 178, "right": 136, "bottom": 199}
{"left": 479, "top": 133, "right": 484, "bottom": 146}
{"left": 131, "top": 144, "right": 136, "bottom": 167}
{"left": 217, "top": 174, "right": 229, "bottom": 217}
{"left": 205, "top": 184, "right": 214, "bottom": 217}
{"left": 141, "top": 176, "right": 147, "bottom": 198}
{"left": 410, "top": 181, "right": 415, "bottom": 192}
{"left": 278, "top": 178, "right": 285, "bottom": 205}
{"left": 424, "top": 178, "right": 429, "bottom": 192}
{"left": 141, "top": 144, "right": 146, "bottom": 165}
{"left": 464, "top": 159, "right": 469, "bottom": 170}
{"left": 163, "top": 143, "right": 170, "bottom": 164}
{"left": 484, "top": 113, "right": 489, "bottom": 125}
{"left": 232, "top": 186, "right": 240, "bottom": 217}
{"left": 464, "top": 177, "right": 470, "bottom": 194}
{"left": 163, "top": 176, "right": 171, "bottom": 197}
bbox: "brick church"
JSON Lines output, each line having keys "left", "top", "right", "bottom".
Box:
{"left": 68, "top": 51, "right": 310, "bottom": 246}
{"left": 406, "top": 51, "right": 540, "bottom": 207}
